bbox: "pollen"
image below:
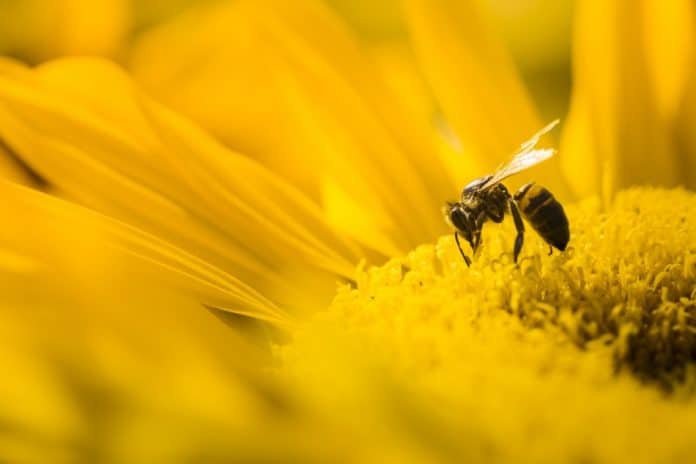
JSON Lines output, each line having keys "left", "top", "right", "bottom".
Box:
{"left": 324, "top": 187, "right": 696, "bottom": 384}
{"left": 280, "top": 188, "right": 696, "bottom": 462}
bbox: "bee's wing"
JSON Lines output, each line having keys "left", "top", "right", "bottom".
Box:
{"left": 518, "top": 119, "right": 560, "bottom": 153}
{"left": 479, "top": 119, "right": 559, "bottom": 190}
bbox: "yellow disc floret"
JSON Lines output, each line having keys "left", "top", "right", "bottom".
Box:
{"left": 281, "top": 188, "right": 696, "bottom": 463}
{"left": 323, "top": 187, "right": 696, "bottom": 385}
{"left": 274, "top": 188, "right": 696, "bottom": 463}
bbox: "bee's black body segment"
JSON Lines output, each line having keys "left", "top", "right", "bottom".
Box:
{"left": 445, "top": 180, "right": 569, "bottom": 265}
{"left": 515, "top": 182, "right": 570, "bottom": 252}
{"left": 519, "top": 187, "right": 551, "bottom": 215}
{"left": 443, "top": 120, "right": 569, "bottom": 266}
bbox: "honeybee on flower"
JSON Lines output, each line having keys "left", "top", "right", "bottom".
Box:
{"left": 445, "top": 119, "right": 569, "bottom": 266}
{"left": 0, "top": 1, "right": 694, "bottom": 463}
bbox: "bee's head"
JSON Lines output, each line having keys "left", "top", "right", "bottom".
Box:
{"left": 445, "top": 202, "right": 474, "bottom": 243}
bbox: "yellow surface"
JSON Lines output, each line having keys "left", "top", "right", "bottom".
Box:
{"left": 285, "top": 188, "right": 696, "bottom": 463}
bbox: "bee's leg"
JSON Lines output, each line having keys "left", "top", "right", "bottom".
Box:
{"left": 472, "top": 229, "right": 482, "bottom": 254}
{"left": 548, "top": 246, "right": 553, "bottom": 256}
{"left": 509, "top": 199, "right": 525, "bottom": 263}
{"left": 472, "top": 210, "right": 487, "bottom": 254}
{"left": 454, "top": 232, "right": 472, "bottom": 267}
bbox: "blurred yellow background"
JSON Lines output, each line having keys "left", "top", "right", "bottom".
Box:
{"left": 0, "top": 0, "right": 574, "bottom": 119}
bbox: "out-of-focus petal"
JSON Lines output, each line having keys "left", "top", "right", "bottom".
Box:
{"left": 559, "top": 90, "right": 599, "bottom": 198}
{"left": 0, "top": 0, "right": 130, "bottom": 61}
{"left": 643, "top": 0, "right": 693, "bottom": 121}
{"left": 368, "top": 44, "right": 436, "bottom": 145}
{"left": 0, "top": 58, "right": 360, "bottom": 317}
{"left": 131, "top": 0, "right": 454, "bottom": 256}
{"left": 0, "top": 142, "right": 37, "bottom": 186}
{"left": 325, "top": 0, "right": 404, "bottom": 40}
{"left": 485, "top": 0, "right": 572, "bottom": 73}
{"left": 675, "top": 3, "right": 696, "bottom": 189}
{"left": 404, "top": 0, "right": 572, "bottom": 199}
{"left": 0, "top": 187, "right": 295, "bottom": 459}
{"left": 0, "top": 181, "right": 287, "bottom": 326}
{"left": 563, "top": 0, "right": 682, "bottom": 203}
{"left": 0, "top": 59, "right": 44, "bottom": 186}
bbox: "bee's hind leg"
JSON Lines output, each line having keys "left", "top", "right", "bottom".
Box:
{"left": 548, "top": 246, "right": 553, "bottom": 256}
{"left": 508, "top": 200, "right": 525, "bottom": 263}
{"left": 454, "top": 232, "right": 472, "bottom": 267}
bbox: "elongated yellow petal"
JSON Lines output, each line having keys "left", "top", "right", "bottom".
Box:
{"left": 559, "top": 90, "right": 600, "bottom": 198}
{"left": 642, "top": 0, "right": 693, "bottom": 121}
{"left": 675, "top": 4, "right": 696, "bottom": 189}
{"left": 404, "top": 0, "right": 571, "bottom": 199}
{"left": 0, "top": 58, "right": 360, "bottom": 317}
{"left": 131, "top": 0, "right": 454, "bottom": 256}
{"left": 564, "top": 0, "right": 682, "bottom": 203}
{"left": 0, "top": 229, "right": 287, "bottom": 461}
{"left": 0, "top": 180, "right": 288, "bottom": 326}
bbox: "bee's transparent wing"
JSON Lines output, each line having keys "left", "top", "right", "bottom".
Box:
{"left": 518, "top": 119, "right": 560, "bottom": 153}
{"left": 480, "top": 119, "right": 559, "bottom": 190}
{"left": 480, "top": 148, "right": 556, "bottom": 190}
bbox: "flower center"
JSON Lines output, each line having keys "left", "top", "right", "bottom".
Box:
{"left": 299, "top": 188, "right": 696, "bottom": 388}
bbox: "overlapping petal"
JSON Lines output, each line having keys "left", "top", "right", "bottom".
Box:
{"left": 676, "top": 2, "right": 696, "bottom": 189}
{"left": 0, "top": 180, "right": 288, "bottom": 326}
{"left": 0, "top": 0, "right": 129, "bottom": 62}
{"left": 562, "top": 0, "right": 688, "bottom": 203}
{"left": 131, "top": 0, "right": 454, "bottom": 256}
{"left": 0, "top": 58, "right": 361, "bottom": 318}
{"left": 404, "top": 0, "right": 571, "bottom": 200}
{"left": 0, "top": 177, "right": 296, "bottom": 459}
{"left": 643, "top": 0, "right": 693, "bottom": 121}
{"left": 0, "top": 142, "right": 37, "bottom": 186}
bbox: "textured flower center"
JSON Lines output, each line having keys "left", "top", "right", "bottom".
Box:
{"left": 293, "top": 188, "right": 696, "bottom": 389}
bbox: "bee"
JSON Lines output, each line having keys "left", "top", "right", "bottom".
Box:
{"left": 444, "top": 120, "right": 569, "bottom": 266}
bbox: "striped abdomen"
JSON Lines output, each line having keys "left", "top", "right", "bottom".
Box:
{"left": 514, "top": 183, "right": 569, "bottom": 251}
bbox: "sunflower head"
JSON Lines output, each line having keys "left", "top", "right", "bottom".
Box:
{"left": 295, "top": 187, "right": 696, "bottom": 388}
{"left": 1, "top": 0, "right": 696, "bottom": 462}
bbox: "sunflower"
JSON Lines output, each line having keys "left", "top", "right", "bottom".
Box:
{"left": 1, "top": 0, "right": 696, "bottom": 462}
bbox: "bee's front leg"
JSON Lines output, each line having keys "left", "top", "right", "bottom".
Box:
{"left": 454, "top": 232, "right": 472, "bottom": 267}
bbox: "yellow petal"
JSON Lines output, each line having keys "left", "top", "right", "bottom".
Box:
{"left": 0, "top": 58, "right": 360, "bottom": 317}
{"left": 675, "top": 4, "right": 696, "bottom": 190}
{"left": 559, "top": 89, "right": 600, "bottom": 198}
{"left": 0, "top": 180, "right": 288, "bottom": 326}
{"left": 485, "top": 0, "right": 572, "bottom": 73}
{"left": 642, "top": 0, "right": 694, "bottom": 121}
{"left": 131, "top": 0, "right": 454, "bottom": 255}
{"left": 0, "top": 190, "right": 286, "bottom": 459}
{"left": 324, "top": 0, "right": 404, "bottom": 40}
{"left": 0, "top": 59, "right": 43, "bottom": 186}
{"left": 566, "top": 0, "right": 682, "bottom": 203}
{"left": 0, "top": 140, "right": 40, "bottom": 186}
{"left": 404, "top": 0, "right": 572, "bottom": 199}
{"left": 0, "top": 0, "right": 130, "bottom": 61}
